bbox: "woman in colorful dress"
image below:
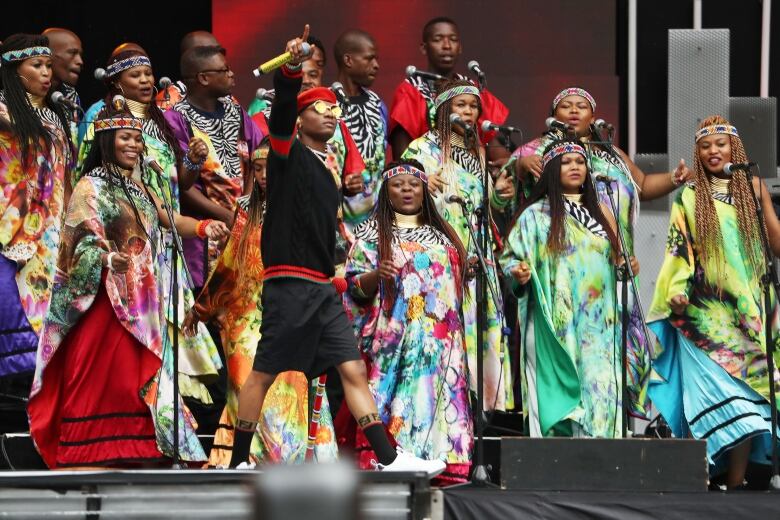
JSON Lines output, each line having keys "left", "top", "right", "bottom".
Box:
{"left": 502, "top": 140, "right": 635, "bottom": 438}
{"left": 648, "top": 116, "right": 780, "bottom": 489}
{"left": 512, "top": 87, "right": 693, "bottom": 414}
{"left": 188, "top": 140, "right": 338, "bottom": 467}
{"left": 0, "top": 34, "right": 73, "bottom": 382}
{"left": 79, "top": 49, "right": 222, "bottom": 407}
{"left": 27, "top": 111, "right": 229, "bottom": 468}
{"left": 402, "top": 79, "right": 515, "bottom": 411}
{"left": 345, "top": 160, "right": 472, "bottom": 483}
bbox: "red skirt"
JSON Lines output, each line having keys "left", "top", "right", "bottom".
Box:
{"left": 29, "top": 277, "right": 166, "bottom": 468}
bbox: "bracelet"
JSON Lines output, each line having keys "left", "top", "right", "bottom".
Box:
{"left": 106, "top": 252, "right": 117, "bottom": 272}
{"left": 196, "top": 219, "right": 212, "bottom": 239}
{"left": 183, "top": 153, "right": 204, "bottom": 172}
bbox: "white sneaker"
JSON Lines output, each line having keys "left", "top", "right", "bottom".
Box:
{"left": 376, "top": 448, "right": 446, "bottom": 478}
{"left": 235, "top": 461, "right": 256, "bottom": 470}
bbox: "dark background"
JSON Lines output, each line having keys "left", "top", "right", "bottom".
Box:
{"left": 1, "top": 0, "right": 778, "bottom": 162}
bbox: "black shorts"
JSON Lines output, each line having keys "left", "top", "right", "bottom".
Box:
{"left": 252, "top": 278, "right": 360, "bottom": 379}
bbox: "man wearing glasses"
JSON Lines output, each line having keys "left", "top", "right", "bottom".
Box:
{"left": 165, "top": 45, "right": 263, "bottom": 291}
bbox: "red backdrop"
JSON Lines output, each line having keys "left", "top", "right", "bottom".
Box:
{"left": 214, "top": 0, "right": 619, "bottom": 141}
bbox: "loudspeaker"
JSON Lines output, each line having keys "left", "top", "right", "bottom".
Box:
{"left": 729, "top": 97, "right": 777, "bottom": 178}
{"left": 500, "top": 437, "right": 708, "bottom": 492}
{"left": 634, "top": 153, "right": 670, "bottom": 211}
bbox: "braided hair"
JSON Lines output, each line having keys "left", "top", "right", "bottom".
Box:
{"left": 374, "top": 159, "right": 467, "bottom": 310}
{"left": 234, "top": 137, "right": 269, "bottom": 290}
{"left": 103, "top": 50, "right": 184, "bottom": 167}
{"left": 433, "top": 78, "right": 483, "bottom": 168}
{"left": 0, "top": 33, "right": 72, "bottom": 166}
{"left": 515, "top": 139, "right": 620, "bottom": 257}
{"left": 693, "top": 115, "right": 764, "bottom": 276}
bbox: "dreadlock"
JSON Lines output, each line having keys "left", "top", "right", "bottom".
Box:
{"left": 103, "top": 50, "right": 184, "bottom": 167}
{"left": 693, "top": 115, "right": 764, "bottom": 276}
{"left": 235, "top": 137, "right": 270, "bottom": 290}
{"left": 514, "top": 140, "right": 620, "bottom": 258}
{"left": 0, "top": 33, "right": 72, "bottom": 167}
{"left": 433, "top": 78, "right": 483, "bottom": 170}
{"left": 374, "top": 160, "right": 468, "bottom": 311}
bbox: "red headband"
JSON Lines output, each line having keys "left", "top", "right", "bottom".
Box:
{"left": 297, "top": 87, "right": 337, "bottom": 113}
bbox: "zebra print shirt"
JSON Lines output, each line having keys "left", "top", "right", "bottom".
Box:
{"left": 564, "top": 199, "right": 609, "bottom": 239}
{"left": 353, "top": 218, "right": 453, "bottom": 247}
{"left": 340, "top": 88, "right": 385, "bottom": 163}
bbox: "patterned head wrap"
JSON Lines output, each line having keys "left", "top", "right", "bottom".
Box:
{"left": 1, "top": 46, "right": 51, "bottom": 64}
{"left": 252, "top": 146, "right": 269, "bottom": 160}
{"left": 542, "top": 141, "right": 587, "bottom": 169}
{"left": 434, "top": 85, "right": 481, "bottom": 111}
{"left": 94, "top": 114, "right": 143, "bottom": 133}
{"left": 106, "top": 55, "right": 152, "bottom": 78}
{"left": 552, "top": 87, "right": 596, "bottom": 111}
{"left": 695, "top": 123, "right": 739, "bottom": 143}
{"left": 382, "top": 163, "right": 428, "bottom": 184}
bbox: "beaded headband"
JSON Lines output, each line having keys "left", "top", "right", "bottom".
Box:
{"left": 106, "top": 55, "right": 152, "bottom": 78}
{"left": 1, "top": 46, "right": 51, "bottom": 63}
{"left": 695, "top": 124, "right": 739, "bottom": 142}
{"left": 94, "top": 115, "right": 143, "bottom": 133}
{"left": 552, "top": 87, "right": 596, "bottom": 111}
{"left": 434, "top": 85, "right": 481, "bottom": 111}
{"left": 542, "top": 142, "right": 587, "bottom": 169}
{"left": 382, "top": 164, "right": 428, "bottom": 183}
{"left": 252, "top": 146, "right": 269, "bottom": 160}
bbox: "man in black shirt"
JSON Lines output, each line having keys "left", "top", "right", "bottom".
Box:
{"left": 228, "top": 26, "right": 445, "bottom": 478}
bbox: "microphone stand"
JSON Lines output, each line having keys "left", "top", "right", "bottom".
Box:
{"left": 583, "top": 130, "right": 651, "bottom": 439}
{"left": 743, "top": 166, "right": 780, "bottom": 489}
{"left": 451, "top": 124, "right": 502, "bottom": 488}
{"left": 147, "top": 164, "right": 194, "bottom": 470}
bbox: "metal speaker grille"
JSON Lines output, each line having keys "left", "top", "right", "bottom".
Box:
{"left": 634, "top": 153, "right": 670, "bottom": 211}
{"left": 729, "top": 97, "right": 777, "bottom": 178}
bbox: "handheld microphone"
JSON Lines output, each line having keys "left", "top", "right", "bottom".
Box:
{"left": 94, "top": 68, "right": 107, "bottom": 81}
{"left": 467, "top": 60, "right": 486, "bottom": 83}
{"left": 111, "top": 95, "right": 128, "bottom": 112}
{"left": 331, "top": 82, "right": 351, "bottom": 106}
{"left": 723, "top": 162, "right": 757, "bottom": 175}
{"left": 545, "top": 117, "right": 570, "bottom": 132}
{"left": 50, "top": 91, "right": 80, "bottom": 111}
{"left": 255, "top": 88, "right": 275, "bottom": 102}
{"left": 158, "top": 77, "right": 172, "bottom": 89}
{"left": 594, "top": 119, "right": 614, "bottom": 131}
{"left": 143, "top": 156, "right": 165, "bottom": 176}
{"left": 446, "top": 194, "right": 469, "bottom": 207}
{"left": 252, "top": 42, "right": 312, "bottom": 78}
{"left": 594, "top": 175, "right": 614, "bottom": 184}
{"left": 405, "top": 65, "right": 445, "bottom": 82}
{"left": 449, "top": 113, "right": 474, "bottom": 135}
{"left": 481, "top": 119, "right": 520, "bottom": 134}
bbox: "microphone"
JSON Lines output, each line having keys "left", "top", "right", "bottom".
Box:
{"left": 481, "top": 120, "right": 520, "bottom": 134}
{"left": 255, "top": 88, "right": 275, "bottom": 102}
{"left": 50, "top": 91, "right": 80, "bottom": 111}
{"left": 446, "top": 194, "right": 469, "bottom": 207}
{"left": 545, "top": 117, "right": 570, "bottom": 132}
{"left": 94, "top": 68, "right": 107, "bottom": 81}
{"left": 467, "top": 60, "right": 486, "bottom": 82}
{"left": 594, "top": 175, "right": 614, "bottom": 184}
{"left": 331, "top": 82, "right": 351, "bottom": 106}
{"left": 252, "top": 42, "right": 312, "bottom": 77}
{"left": 449, "top": 113, "right": 474, "bottom": 135}
{"left": 594, "top": 119, "right": 614, "bottom": 131}
{"left": 158, "top": 76, "right": 172, "bottom": 89}
{"left": 143, "top": 156, "right": 165, "bottom": 176}
{"left": 405, "top": 65, "right": 445, "bottom": 82}
{"left": 111, "top": 95, "right": 127, "bottom": 112}
{"left": 723, "top": 162, "right": 757, "bottom": 175}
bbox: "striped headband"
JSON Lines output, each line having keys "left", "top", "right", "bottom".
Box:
{"left": 382, "top": 164, "right": 428, "bottom": 183}
{"left": 695, "top": 124, "right": 739, "bottom": 142}
{"left": 106, "top": 55, "right": 152, "bottom": 78}
{"left": 552, "top": 87, "right": 596, "bottom": 111}
{"left": 542, "top": 142, "right": 587, "bottom": 168}
{"left": 1, "top": 46, "right": 51, "bottom": 63}
{"left": 434, "top": 85, "right": 481, "bottom": 111}
{"left": 252, "top": 146, "right": 269, "bottom": 160}
{"left": 94, "top": 115, "right": 143, "bottom": 133}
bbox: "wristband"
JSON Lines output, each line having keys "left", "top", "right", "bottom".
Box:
{"left": 183, "top": 153, "right": 204, "bottom": 172}
{"left": 196, "top": 219, "right": 213, "bottom": 239}
{"left": 107, "top": 252, "right": 117, "bottom": 272}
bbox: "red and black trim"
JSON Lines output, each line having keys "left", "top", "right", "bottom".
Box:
{"left": 264, "top": 264, "right": 330, "bottom": 284}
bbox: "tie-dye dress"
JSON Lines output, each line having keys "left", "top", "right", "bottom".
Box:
{"left": 28, "top": 167, "right": 205, "bottom": 467}
{"left": 501, "top": 198, "right": 623, "bottom": 437}
{"left": 648, "top": 184, "right": 780, "bottom": 474}
{"left": 403, "top": 132, "right": 513, "bottom": 411}
{"left": 344, "top": 219, "right": 473, "bottom": 483}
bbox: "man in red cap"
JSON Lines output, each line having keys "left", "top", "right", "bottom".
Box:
{"left": 228, "top": 26, "right": 445, "bottom": 478}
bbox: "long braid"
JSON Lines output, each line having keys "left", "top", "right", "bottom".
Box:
{"left": 434, "top": 79, "right": 483, "bottom": 171}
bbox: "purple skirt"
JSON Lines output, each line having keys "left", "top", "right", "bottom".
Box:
{"left": 0, "top": 255, "right": 39, "bottom": 377}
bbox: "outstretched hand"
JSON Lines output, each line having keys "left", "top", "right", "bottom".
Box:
{"left": 285, "top": 24, "right": 312, "bottom": 66}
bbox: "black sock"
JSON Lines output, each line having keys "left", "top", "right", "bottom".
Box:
{"left": 229, "top": 427, "right": 255, "bottom": 468}
{"left": 362, "top": 423, "right": 397, "bottom": 466}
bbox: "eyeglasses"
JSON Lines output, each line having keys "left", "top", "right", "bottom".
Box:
{"left": 310, "top": 100, "right": 342, "bottom": 118}
{"left": 198, "top": 67, "right": 231, "bottom": 76}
